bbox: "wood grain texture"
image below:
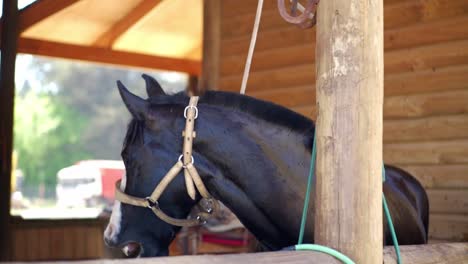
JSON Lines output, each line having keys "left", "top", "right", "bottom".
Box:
{"left": 430, "top": 215, "right": 468, "bottom": 241}
{"left": 38, "top": 228, "right": 51, "bottom": 260}
{"left": 384, "top": 15, "right": 468, "bottom": 51}
{"left": 383, "top": 114, "right": 468, "bottom": 143}
{"left": 6, "top": 244, "right": 467, "bottom": 264}
{"left": 220, "top": 0, "right": 468, "bottom": 41}
{"left": 250, "top": 85, "right": 315, "bottom": 108}
{"left": 385, "top": 39, "right": 468, "bottom": 74}
{"left": 383, "top": 243, "right": 468, "bottom": 263}
{"left": 221, "top": 9, "right": 290, "bottom": 40}
{"left": 221, "top": 44, "right": 315, "bottom": 77}
{"left": 221, "top": 13, "right": 468, "bottom": 57}
{"left": 384, "top": 90, "right": 468, "bottom": 119}
{"left": 10, "top": 219, "right": 107, "bottom": 261}
{"left": 384, "top": 65, "right": 468, "bottom": 96}
{"left": 221, "top": 0, "right": 277, "bottom": 19}
{"left": 384, "top": 139, "right": 468, "bottom": 165}
{"left": 220, "top": 63, "right": 316, "bottom": 92}
{"left": 253, "top": 87, "right": 468, "bottom": 121}
{"left": 221, "top": 38, "right": 468, "bottom": 81}
{"left": 427, "top": 189, "right": 468, "bottom": 214}
{"left": 384, "top": 0, "right": 468, "bottom": 30}
{"left": 221, "top": 59, "right": 468, "bottom": 100}
{"left": 314, "top": 0, "right": 384, "bottom": 263}
{"left": 12, "top": 229, "right": 26, "bottom": 260}
{"left": 221, "top": 27, "right": 316, "bottom": 57}
{"left": 399, "top": 164, "right": 468, "bottom": 189}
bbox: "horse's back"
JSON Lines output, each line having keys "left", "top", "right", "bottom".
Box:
{"left": 383, "top": 165, "right": 429, "bottom": 245}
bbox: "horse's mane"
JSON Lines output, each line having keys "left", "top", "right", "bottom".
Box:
{"left": 123, "top": 91, "right": 315, "bottom": 154}
{"left": 149, "top": 91, "right": 315, "bottom": 135}
{"left": 121, "top": 118, "right": 144, "bottom": 154}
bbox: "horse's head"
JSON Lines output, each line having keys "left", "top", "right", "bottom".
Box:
{"left": 103, "top": 75, "right": 199, "bottom": 257}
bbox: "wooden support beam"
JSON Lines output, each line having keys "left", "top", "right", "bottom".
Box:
{"left": 93, "top": 0, "right": 162, "bottom": 48}
{"left": 198, "top": 0, "right": 221, "bottom": 92}
{"left": 314, "top": 0, "right": 384, "bottom": 263}
{"left": 10, "top": 38, "right": 201, "bottom": 75}
{"left": 0, "top": 0, "right": 18, "bottom": 261}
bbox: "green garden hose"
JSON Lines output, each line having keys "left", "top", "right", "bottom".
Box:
{"left": 295, "top": 244, "right": 355, "bottom": 264}
{"left": 294, "top": 135, "right": 402, "bottom": 264}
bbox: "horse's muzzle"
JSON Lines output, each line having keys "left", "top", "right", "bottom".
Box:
{"left": 122, "top": 242, "right": 142, "bottom": 258}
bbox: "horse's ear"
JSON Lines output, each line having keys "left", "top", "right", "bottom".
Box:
{"left": 142, "top": 74, "right": 165, "bottom": 98}
{"left": 117, "top": 80, "right": 148, "bottom": 120}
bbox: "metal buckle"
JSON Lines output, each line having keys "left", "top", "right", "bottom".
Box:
{"left": 145, "top": 197, "right": 159, "bottom": 209}
{"left": 184, "top": 105, "right": 198, "bottom": 119}
{"left": 178, "top": 154, "right": 194, "bottom": 168}
{"left": 206, "top": 199, "right": 215, "bottom": 213}
{"left": 196, "top": 215, "right": 207, "bottom": 224}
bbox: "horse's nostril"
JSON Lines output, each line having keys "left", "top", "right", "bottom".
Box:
{"left": 123, "top": 242, "right": 141, "bottom": 258}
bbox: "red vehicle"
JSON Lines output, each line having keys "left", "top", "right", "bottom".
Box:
{"left": 56, "top": 160, "right": 125, "bottom": 207}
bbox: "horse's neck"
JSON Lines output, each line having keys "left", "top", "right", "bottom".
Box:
{"left": 195, "top": 106, "right": 311, "bottom": 180}
{"left": 194, "top": 107, "right": 314, "bottom": 249}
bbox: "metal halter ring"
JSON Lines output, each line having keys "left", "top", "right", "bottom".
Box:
{"left": 184, "top": 105, "right": 198, "bottom": 119}
{"left": 196, "top": 215, "right": 207, "bottom": 224}
{"left": 178, "top": 154, "right": 194, "bottom": 167}
{"left": 204, "top": 199, "right": 214, "bottom": 213}
{"left": 145, "top": 197, "right": 159, "bottom": 209}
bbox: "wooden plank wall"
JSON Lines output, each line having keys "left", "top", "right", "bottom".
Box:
{"left": 218, "top": 0, "right": 468, "bottom": 242}
{"left": 10, "top": 218, "right": 112, "bottom": 261}
{"left": 9, "top": 218, "right": 250, "bottom": 261}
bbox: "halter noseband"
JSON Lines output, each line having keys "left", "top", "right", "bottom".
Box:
{"left": 114, "top": 96, "right": 218, "bottom": 227}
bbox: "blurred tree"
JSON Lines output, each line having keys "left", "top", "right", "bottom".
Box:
{"left": 14, "top": 90, "right": 90, "bottom": 187}
{"left": 24, "top": 56, "right": 187, "bottom": 160}
{"left": 14, "top": 55, "right": 187, "bottom": 197}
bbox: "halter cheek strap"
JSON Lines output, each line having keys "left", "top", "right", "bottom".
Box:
{"left": 114, "top": 96, "right": 218, "bottom": 227}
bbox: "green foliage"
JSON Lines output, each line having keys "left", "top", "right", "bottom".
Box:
{"left": 13, "top": 55, "right": 187, "bottom": 197}
{"left": 14, "top": 90, "right": 91, "bottom": 186}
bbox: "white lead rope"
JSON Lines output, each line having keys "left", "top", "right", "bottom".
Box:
{"left": 240, "top": 0, "right": 264, "bottom": 95}
{"left": 240, "top": 0, "right": 313, "bottom": 95}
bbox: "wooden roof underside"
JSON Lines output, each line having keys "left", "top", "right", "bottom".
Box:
{"left": 0, "top": 0, "right": 202, "bottom": 75}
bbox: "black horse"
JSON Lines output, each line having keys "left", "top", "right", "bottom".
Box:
{"left": 104, "top": 75, "right": 429, "bottom": 257}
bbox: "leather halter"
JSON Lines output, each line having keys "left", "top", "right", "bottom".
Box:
{"left": 114, "top": 97, "right": 218, "bottom": 227}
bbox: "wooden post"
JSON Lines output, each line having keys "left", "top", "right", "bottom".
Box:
{"left": 314, "top": 0, "right": 384, "bottom": 263}
{"left": 198, "top": 0, "right": 220, "bottom": 92}
{"left": 0, "top": 0, "right": 19, "bottom": 261}
{"left": 187, "top": 75, "right": 199, "bottom": 95}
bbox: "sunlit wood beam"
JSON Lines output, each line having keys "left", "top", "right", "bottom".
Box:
{"left": 11, "top": 38, "right": 200, "bottom": 75}
{"left": 93, "top": 0, "right": 162, "bottom": 48}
